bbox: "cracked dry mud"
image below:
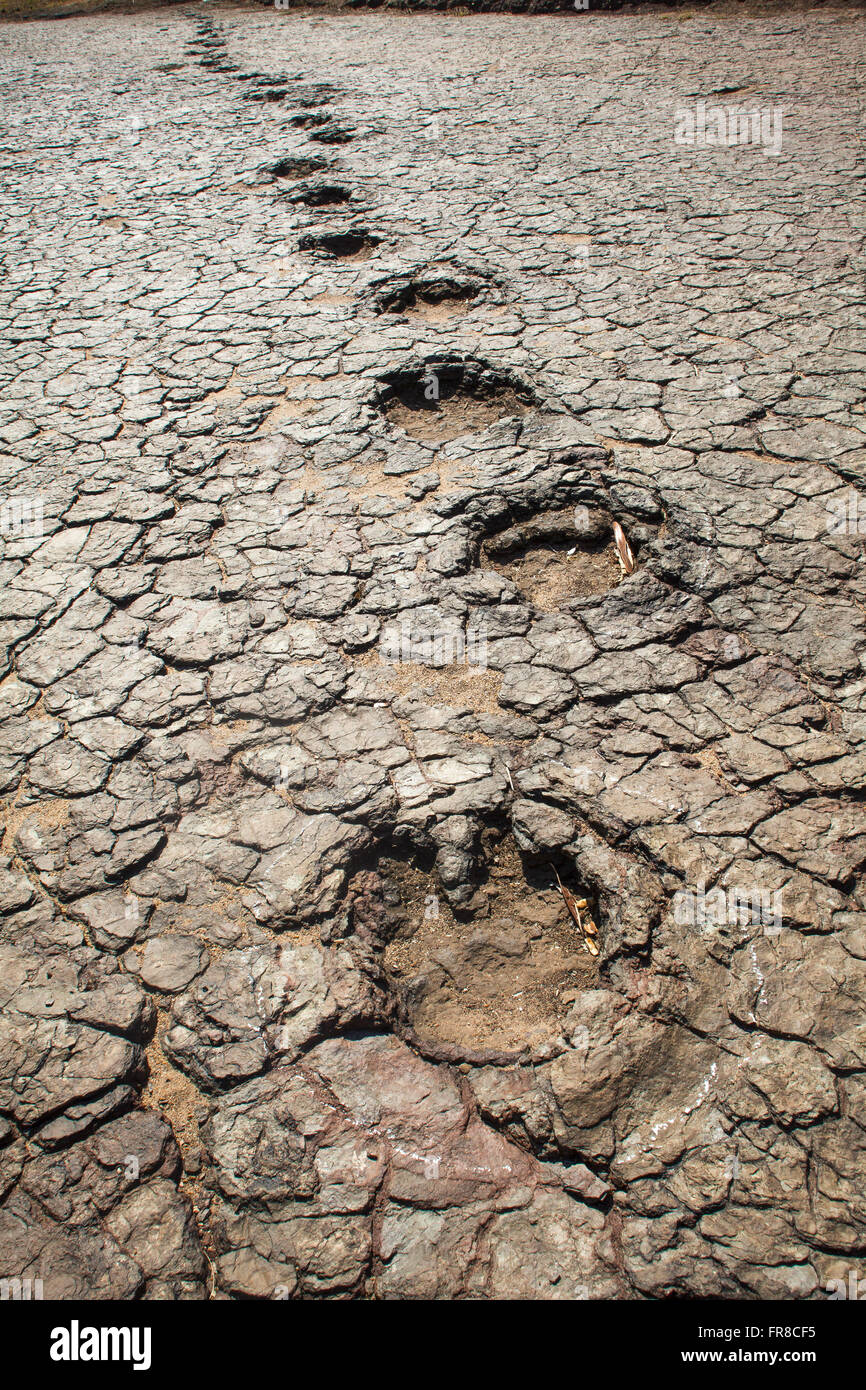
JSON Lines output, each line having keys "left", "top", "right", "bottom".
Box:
{"left": 0, "top": 1, "right": 864, "bottom": 1302}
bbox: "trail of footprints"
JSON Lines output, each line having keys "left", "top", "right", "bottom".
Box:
{"left": 182, "top": 11, "right": 513, "bottom": 408}
{"left": 179, "top": 13, "right": 626, "bottom": 1057}
{"left": 185, "top": 14, "right": 372, "bottom": 261}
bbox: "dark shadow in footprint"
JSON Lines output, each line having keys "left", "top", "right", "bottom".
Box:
{"left": 288, "top": 183, "right": 353, "bottom": 209}
{"left": 264, "top": 156, "right": 330, "bottom": 182}
{"left": 297, "top": 84, "right": 342, "bottom": 102}
{"left": 288, "top": 112, "right": 333, "bottom": 129}
{"left": 298, "top": 229, "right": 380, "bottom": 260}
{"left": 244, "top": 87, "right": 289, "bottom": 103}
{"left": 373, "top": 274, "right": 482, "bottom": 319}
{"left": 310, "top": 125, "right": 356, "bottom": 145}
{"left": 484, "top": 513, "right": 620, "bottom": 607}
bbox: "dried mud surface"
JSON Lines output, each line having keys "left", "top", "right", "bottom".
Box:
{"left": 0, "top": 2, "right": 864, "bottom": 1301}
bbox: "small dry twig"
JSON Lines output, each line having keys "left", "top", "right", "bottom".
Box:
{"left": 552, "top": 865, "right": 581, "bottom": 927}
{"left": 551, "top": 865, "right": 600, "bottom": 956}
{"left": 612, "top": 520, "right": 636, "bottom": 576}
